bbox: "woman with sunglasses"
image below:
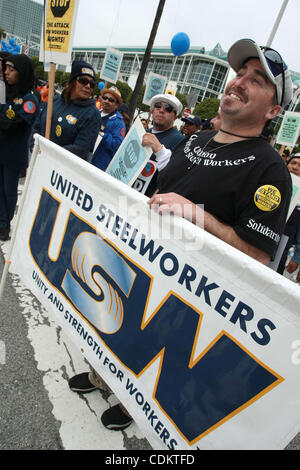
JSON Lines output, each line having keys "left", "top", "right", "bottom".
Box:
{"left": 34, "top": 60, "right": 101, "bottom": 161}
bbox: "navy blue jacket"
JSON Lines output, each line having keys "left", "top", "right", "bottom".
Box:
{"left": 35, "top": 94, "right": 102, "bottom": 160}
{"left": 91, "top": 110, "right": 126, "bottom": 171}
{"left": 0, "top": 91, "right": 40, "bottom": 170}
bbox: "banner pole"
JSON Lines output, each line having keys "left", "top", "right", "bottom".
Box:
{"left": 45, "top": 62, "right": 56, "bottom": 140}
{"left": 0, "top": 139, "right": 40, "bottom": 302}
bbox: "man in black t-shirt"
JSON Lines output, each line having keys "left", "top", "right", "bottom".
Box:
{"left": 67, "top": 39, "right": 294, "bottom": 433}
{"left": 148, "top": 38, "right": 294, "bottom": 265}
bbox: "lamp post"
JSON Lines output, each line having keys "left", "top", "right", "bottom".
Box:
{"left": 266, "top": 0, "right": 289, "bottom": 47}
{"left": 266, "top": 0, "right": 291, "bottom": 154}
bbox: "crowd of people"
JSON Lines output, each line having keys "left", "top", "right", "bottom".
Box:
{"left": 0, "top": 37, "right": 299, "bottom": 432}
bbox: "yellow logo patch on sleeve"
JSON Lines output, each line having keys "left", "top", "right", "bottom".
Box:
{"left": 254, "top": 185, "right": 281, "bottom": 211}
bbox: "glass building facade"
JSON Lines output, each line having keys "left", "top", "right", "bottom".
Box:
{"left": 0, "top": 0, "right": 43, "bottom": 55}
{"left": 72, "top": 45, "right": 230, "bottom": 103}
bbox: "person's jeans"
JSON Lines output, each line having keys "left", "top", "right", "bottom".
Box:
{"left": 0, "top": 164, "right": 20, "bottom": 228}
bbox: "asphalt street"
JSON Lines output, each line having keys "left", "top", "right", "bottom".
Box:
{"left": 0, "top": 181, "right": 152, "bottom": 451}
{"left": 0, "top": 247, "right": 153, "bottom": 451}
{"left": 0, "top": 251, "right": 63, "bottom": 450}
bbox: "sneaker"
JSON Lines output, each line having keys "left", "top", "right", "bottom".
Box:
{"left": 0, "top": 224, "right": 10, "bottom": 241}
{"left": 68, "top": 372, "right": 97, "bottom": 393}
{"left": 101, "top": 404, "right": 133, "bottom": 431}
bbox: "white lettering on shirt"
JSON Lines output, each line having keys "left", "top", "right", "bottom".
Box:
{"left": 246, "top": 219, "right": 280, "bottom": 243}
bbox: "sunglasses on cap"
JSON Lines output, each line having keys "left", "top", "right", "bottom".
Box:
{"left": 153, "top": 101, "right": 175, "bottom": 113}
{"left": 76, "top": 76, "right": 96, "bottom": 88}
{"left": 260, "top": 46, "right": 287, "bottom": 107}
{"left": 102, "top": 95, "right": 116, "bottom": 103}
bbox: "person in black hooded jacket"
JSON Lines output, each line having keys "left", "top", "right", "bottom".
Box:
{"left": 0, "top": 54, "right": 40, "bottom": 241}
{"left": 0, "top": 51, "right": 12, "bottom": 104}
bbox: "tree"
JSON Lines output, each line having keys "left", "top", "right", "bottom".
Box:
{"left": 115, "top": 80, "right": 132, "bottom": 104}
{"left": 55, "top": 70, "right": 69, "bottom": 87}
{"left": 129, "top": 0, "right": 166, "bottom": 122}
{"left": 175, "top": 92, "right": 187, "bottom": 110}
{"left": 30, "top": 56, "right": 47, "bottom": 82}
{"left": 136, "top": 85, "right": 149, "bottom": 113}
{"left": 0, "top": 28, "right": 5, "bottom": 41}
{"left": 93, "top": 79, "right": 133, "bottom": 102}
{"left": 294, "top": 136, "right": 300, "bottom": 154}
{"left": 193, "top": 98, "right": 220, "bottom": 120}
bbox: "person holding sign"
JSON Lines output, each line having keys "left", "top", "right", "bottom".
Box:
{"left": 149, "top": 38, "right": 293, "bottom": 265}
{"left": 34, "top": 60, "right": 101, "bottom": 161}
{"left": 0, "top": 54, "right": 40, "bottom": 241}
{"left": 139, "top": 93, "right": 185, "bottom": 197}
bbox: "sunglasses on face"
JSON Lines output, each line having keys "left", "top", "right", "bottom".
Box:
{"left": 76, "top": 76, "right": 96, "bottom": 88}
{"left": 102, "top": 95, "right": 116, "bottom": 103}
{"left": 260, "top": 46, "right": 287, "bottom": 107}
{"left": 154, "top": 101, "right": 175, "bottom": 113}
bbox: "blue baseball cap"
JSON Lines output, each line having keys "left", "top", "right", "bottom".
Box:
{"left": 182, "top": 114, "right": 202, "bottom": 127}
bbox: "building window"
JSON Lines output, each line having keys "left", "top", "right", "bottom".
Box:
{"left": 188, "top": 59, "right": 213, "bottom": 87}
{"left": 153, "top": 57, "right": 173, "bottom": 77}
{"left": 209, "top": 63, "right": 227, "bottom": 93}
{"left": 120, "top": 56, "right": 134, "bottom": 74}
{"left": 171, "top": 58, "right": 184, "bottom": 81}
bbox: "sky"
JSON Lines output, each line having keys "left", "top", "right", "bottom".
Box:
{"left": 37, "top": 0, "right": 300, "bottom": 73}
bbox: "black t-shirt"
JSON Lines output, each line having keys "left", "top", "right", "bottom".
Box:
{"left": 157, "top": 131, "right": 292, "bottom": 257}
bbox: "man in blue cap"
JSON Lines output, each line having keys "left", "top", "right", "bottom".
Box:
{"left": 181, "top": 114, "right": 202, "bottom": 138}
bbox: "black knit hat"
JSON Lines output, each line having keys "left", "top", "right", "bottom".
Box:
{"left": 69, "top": 60, "right": 95, "bottom": 83}
{"left": 3, "top": 54, "right": 35, "bottom": 94}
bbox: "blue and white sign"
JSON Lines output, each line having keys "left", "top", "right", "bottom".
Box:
{"left": 106, "top": 117, "right": 152, "bottom": 186}
{"left": 100, "top": 47, "right": 123, "bottom": 84}
{"left": 143, "top": 72, "right": 168, "bottom": 106}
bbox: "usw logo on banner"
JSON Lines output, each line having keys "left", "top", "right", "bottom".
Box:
{"left": 28, "top": 188, "right": 282, "bottom": 445}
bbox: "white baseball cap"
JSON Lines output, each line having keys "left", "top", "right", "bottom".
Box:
{"left": 150, "top": 94, "right": 183, "bottom": 115}
{"left": 227, "top": 38, "right": 293, "bottom": 108}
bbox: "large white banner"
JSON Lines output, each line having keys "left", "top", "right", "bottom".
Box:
{"left": 5, "top": 135, "right": 300, "bottom": 450}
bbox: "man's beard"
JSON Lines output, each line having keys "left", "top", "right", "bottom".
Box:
{"left": 153, "top": 120, "right": 166, "bottom": 131}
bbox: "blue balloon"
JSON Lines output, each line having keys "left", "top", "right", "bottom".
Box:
{"left": 171, "top": 32, "right": 190, "bottom": 56}
{"left": 1, "top": 38, "right": 21, "bottom": 54}
{"left": 98, "top": 81, "right": 105, "bottom": 90}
